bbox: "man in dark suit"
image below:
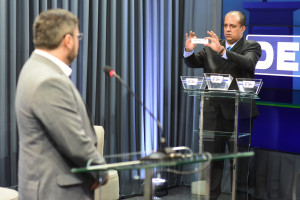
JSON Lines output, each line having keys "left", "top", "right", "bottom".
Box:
{"left": 183, "top": 11, "right": 261, "bottom": 200}
{"left": 15, "top": 9, "right": 107, "bottom": 200}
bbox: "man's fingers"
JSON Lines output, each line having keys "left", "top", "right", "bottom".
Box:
{"left": 190, "top": 31, "right": 196, "bottom": 38}
{"left": 204, "top": 36, "right": 216, "bottom": 43}
{"left": 186, "top": 31, "right": 197, "bottom": 41}
{"left": 207, "top": 31, "right": 218, "bottom": 39}
{"left": 90, "top": 181, "right": 100, "bottom": 191}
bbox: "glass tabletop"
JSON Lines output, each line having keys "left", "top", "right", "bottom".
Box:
{"left": 71, "top": 151, "right": 254, "bottom": 173}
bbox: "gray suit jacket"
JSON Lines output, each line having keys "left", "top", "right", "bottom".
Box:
{"left": 15, "top": 52, "right": 106, "bottom": 200}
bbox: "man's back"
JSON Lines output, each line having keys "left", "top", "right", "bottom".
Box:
{"left": 15, "top": 52, "right": 100, "bottom": 200}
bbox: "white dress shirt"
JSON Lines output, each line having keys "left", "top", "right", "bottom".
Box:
{"left": 34, "top": 49, "right": 72, "bottom": 77}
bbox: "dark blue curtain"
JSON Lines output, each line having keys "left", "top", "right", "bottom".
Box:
{"left": 0, "top": 0, "right": 221, "bottom": 196}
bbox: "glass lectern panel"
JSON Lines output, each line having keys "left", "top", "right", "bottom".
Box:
{"left": 183, "top": 89, "right": 258, "bottom": 200}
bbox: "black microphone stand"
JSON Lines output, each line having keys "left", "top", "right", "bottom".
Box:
{"left": 104, "top": 66, "right": 184, "bottom": 161}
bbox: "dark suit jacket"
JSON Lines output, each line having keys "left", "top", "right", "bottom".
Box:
{"left": 15, "top": 52, "right": 106, "bottom": 200}
{"left": 184, "top": 37, "right": 262, "bottom": 120}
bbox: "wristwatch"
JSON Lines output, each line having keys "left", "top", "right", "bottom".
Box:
{"left": 218, "top": 46, "right": 225, "bottom": 55}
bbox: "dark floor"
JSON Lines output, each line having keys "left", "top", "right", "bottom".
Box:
{"left": 123, "top": 186, "right": 232, "bottom": 200}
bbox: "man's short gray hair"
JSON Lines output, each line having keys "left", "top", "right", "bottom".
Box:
{"left": 33, "top": 8, "right": 78, "bottom": 49}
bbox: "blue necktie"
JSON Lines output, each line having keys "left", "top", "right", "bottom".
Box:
{"left": 227, "top": 46, "right": 232, "bottom": 51}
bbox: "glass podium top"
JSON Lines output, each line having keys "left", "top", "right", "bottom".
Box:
{"left": 183, "top": 89, "right": 259, "bottom": 99}
{"left": 71, "top": 151, "right": 254, "bottom": 173}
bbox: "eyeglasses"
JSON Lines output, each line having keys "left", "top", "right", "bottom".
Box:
{"left": 77, "top": 33, "right": 83, "bottom": 41}
{"left": 63, "top": 32, "right": 83, "bottom": 41}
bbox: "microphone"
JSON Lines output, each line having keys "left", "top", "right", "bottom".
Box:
{"left": 103, "top": 66, "right": 117, "bottom": 77}
{"left": 103, "top": 65, "right": 163, "bottom": 133}
{"left": 103, "top": 66, "right": 184, "bottom": 160}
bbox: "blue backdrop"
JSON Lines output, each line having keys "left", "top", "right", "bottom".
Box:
{"left": 223, "top": 0, "right": 300, "bottom": 154}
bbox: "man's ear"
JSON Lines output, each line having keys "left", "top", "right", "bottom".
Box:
{"left": 62, "top": 34, "right": 73, "bottom": 50}
{"left": 241, "top": 25, "right": 246, "bottom": 33}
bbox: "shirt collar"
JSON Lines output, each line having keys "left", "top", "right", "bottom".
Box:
{"left": 34, "top": 49, "right": 72, "bottom": 77}
{"left": 225, "top": 40, "right": 238, "bottom": 50}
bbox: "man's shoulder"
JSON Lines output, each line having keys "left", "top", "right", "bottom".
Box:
{"left": 244, "top": 37, "right": 259, "bottom": 45}
{"left": 237, "top": 37, "right": 260, "bottom": 50}
{"left": 246, "top": 39, "right": 258, "bottom": 44}
{"left": 245, "top": 39, "right": 261, "bottom": 52}
{"left": 19, "top": 56, "right": 70, "bottom": 91}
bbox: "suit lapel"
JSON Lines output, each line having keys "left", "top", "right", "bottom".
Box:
{"left": 230, "top": 37, "right": 245, "bottom": 52}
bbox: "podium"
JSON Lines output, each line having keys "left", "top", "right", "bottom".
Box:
{"left": 183, "top": 89, "right": 258, "bottom": 200}
{"left": 72, "top": 151, "right": 254, "bottom": 200}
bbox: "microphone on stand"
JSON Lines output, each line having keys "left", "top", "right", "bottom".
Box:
{"left": 103, "top": 66, "right": 184, "bottom": 160}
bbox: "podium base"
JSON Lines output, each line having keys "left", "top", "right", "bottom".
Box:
{"left": 191, "top": 180, "right": 207, "bottom": 196}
